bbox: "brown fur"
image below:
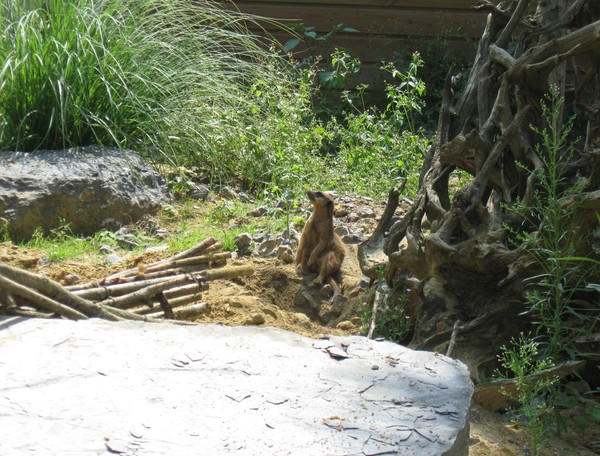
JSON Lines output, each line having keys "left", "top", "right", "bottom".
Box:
{"left": 296, "top": 191, "right": 345, "bottom": 296}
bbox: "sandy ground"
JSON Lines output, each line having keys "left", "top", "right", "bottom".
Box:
{"left": 1, "top": 207, "right": 600, "bottom": 455}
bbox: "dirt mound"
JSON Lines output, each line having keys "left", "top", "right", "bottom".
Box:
{"left": 196, "top": 244, "right": 365, "bottom": 339}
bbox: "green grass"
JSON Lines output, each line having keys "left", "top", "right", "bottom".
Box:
{"left": 15, "top": 198, "right": 292, "bottom": 263}
{"left": 0, "top": 0, "right": 305, "bottom": 166}
{"left": 0, "top": 0, "right": 430, "bottom": 201}
{"left": 165, "top": 199, "right": 289, "bottom": 253}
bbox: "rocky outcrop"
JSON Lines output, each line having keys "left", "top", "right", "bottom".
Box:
{"left": 0, "top": 317, "right": 473, "bottom": 456}
{"left": 0, "top": 146, "right": 168, "bottom": 241}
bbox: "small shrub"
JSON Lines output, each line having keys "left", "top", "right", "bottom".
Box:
{"left": 496, "top": 333, "right": 558, "bottom": 456}
{"left": 359, "top": 268, "right": 412, "bottom": 343}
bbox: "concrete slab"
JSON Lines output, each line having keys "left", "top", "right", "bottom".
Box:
{"left": 0, "top": 317, "right": 473, "bottom": 455}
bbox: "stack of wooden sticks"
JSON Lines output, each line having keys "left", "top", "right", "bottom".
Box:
{"left": 0, "top": 237, "right": 253, "bottom": 321}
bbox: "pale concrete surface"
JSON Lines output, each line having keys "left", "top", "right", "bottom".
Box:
{"left": 0, "top": 317, "right": 473, "bottom": 455}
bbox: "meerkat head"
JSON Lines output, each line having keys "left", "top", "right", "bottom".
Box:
{"left": 307, "top": 191, "right": 336, "bottom": 216}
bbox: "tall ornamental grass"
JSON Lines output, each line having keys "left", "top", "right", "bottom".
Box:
{"left": 0, "top": 0, "right": 313, "bottom": 172}
{"left": 0, "top": 0, "right": 430, "bottom": 198}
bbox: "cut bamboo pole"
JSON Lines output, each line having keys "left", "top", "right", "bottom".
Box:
{"left": 163, "top": 283, "right": 209, "bottom": 299}
{"left": 0, "top": 237, "right": 253, "bottom": 323}
{"left": 103, "top": 266, "right": 250, "bottom": 310}
{"left": 147, "top": 302, "right": 211, "bottom": 320}
{"left": 0, "top": 264, "right": 143, "bottom": 321}
{"left": 70, "top": 273, "right": 206, "bottom": 300}
{"left": 99, "top": 274, "right": 205, "bottom": 310}
{"left": 102, "top": 238, "right": 222, "bottom": 283}
{"left": 167, "top": 292, "right": 206, "bottom": 309}
{"left": 129, "top": 286, "right": 208, "bottom": 315}
{"left": 205, "top": 265, "right": 254, "bottom": 281}
{"left": 143, "top": 252, "right": 231, "bottom": 274}
{"left": 0, "top": 274, "right": 88, "bottom": 320}
{"left": 165, "top": 238, "right": 221, "bottom": 262}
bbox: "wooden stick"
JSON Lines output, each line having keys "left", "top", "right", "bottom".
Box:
{"left": 70, "top": 273, "right": 206, "bottom": 300}
{"left": 0, "top": 274, "right": 88, "bottom": 320}
{"left": 165, "top": 237, "right": 220, "bottom": 262}
{"left": 0, "top": 264, "right": 149, "bottom": 321}
{"left": 8, "top": 307, "right": 55, "bottom": 319}
{"left": 205, "top": 265, "right": 254, "bottom": 281}
{"left": 143, "top": 252, "right": 231, "bottom": 274}
{"left": 102, "top": 238, "right": 222, "bottom": 283}
{"left": 98, "top": 274, "right": 205, "bottom": 309}
{"left": 129, "top": 290, "right": 207, "bottom": 315}
{"left": 0, "top": 264, "right": 123, "bottom": 320}
{"left": 147, "top": 302, "right": 211, "bottom": 320}
{"left": 446, "top": 320, "right": 462, "bottom": 357}
{"left": 71, "top": 262, "right": 229, "bottom": 302}
{"left": 367, "top": 290, "right": 381, "bottom": 339}
{"left": 164, "top": 283, "right": 209, "bottom": 299}
{"left": 167, "top": 292, "right": 205, "bottom": 309}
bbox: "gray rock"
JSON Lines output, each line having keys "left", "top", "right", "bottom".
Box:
{"left": 280, "top": 225, "right": 300, "bottom": 246}
{"left": 237, "top": 192, "right": 253, "bottom": 203}
{"left": 346, "top": 212, "right": 359, "bottom": 222}
{"left": 342, "top": 233, "right": 366, "bottom": 244}
{"left": 234, "top": 232, "right": 253, "bottom": 256}
{"left": 257, "top": 239, "right": 278, "bottom": 257}
{"left": 357, "top": 206, "right": 376, "bottom": 218}
{"left": 334, "top": 206, "right": 349, "bottom": 217}
{"left": 334, "top": 225, "right": 350, "bottom": 237}
{"left": 61, "top": 273, "right": 80, "bottom": 285}
{"left": 219, "top": 186, "right": 237, "bottom": 199}
{"left": 0, "top": 317, "right": 473, "bottom": 456}
{"left": 188, "top": 184, "right": 209, "bottom": 200}
{"left": 98, "top": 244, "right": 115, "bottom": 255}
{"left": 276, "top": 245, "right": 294, "bottom": 264}
{"left": 105, "top": 253, "right": 123, "bottom": 266}
{"left": 247, "top": 206, "right": 268, "bottom": 217}
{"left": 145, "top": 244, "right": 169, "bottom": 253}
{"left": 0, "top": 146, "right": 167, "bottom": 241}
{"left": 114, "top": 227, "right": 141, "bottom": 249}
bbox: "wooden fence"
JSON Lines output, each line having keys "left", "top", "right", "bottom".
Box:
{"left": 216, "top": 0, "right": 487, "bottom": 87}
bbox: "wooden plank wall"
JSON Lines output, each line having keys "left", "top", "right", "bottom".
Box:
{"left": 216, "top": 0, "right": 487, "bottom": 88}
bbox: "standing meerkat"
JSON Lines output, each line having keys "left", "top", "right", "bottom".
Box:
{"left": 296, "top": 191, "right": 345, "bottom": 296}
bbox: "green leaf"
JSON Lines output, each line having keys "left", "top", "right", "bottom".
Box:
{"left": 283, "top": 38, "right": 301, "bottom": 52}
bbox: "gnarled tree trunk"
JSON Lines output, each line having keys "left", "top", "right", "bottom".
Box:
{"left": 360, "top": 0, "right": 600, "bottom": 381}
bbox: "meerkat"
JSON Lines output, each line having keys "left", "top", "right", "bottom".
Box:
{"left": 296, "top": 191, "right": 345, "bottom": 296}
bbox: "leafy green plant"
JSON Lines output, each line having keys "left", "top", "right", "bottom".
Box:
{"left": 283, "top": 22, "right": 358, "bottom": 54}
{"left": 0, "top": 222, "right": 10, "bottom": 242}
{"left": 496, "top": 333, "right": 558, "bottom": 456}
{"left": 359, "top": 268, "right": 412, "bottom": 343}
{"left": 318, "top": 49, "right": 361, "bottom": 92}
{"left": 500, "top": 87, "right": 600, "bottom": 449}
{"left": 319, "top": 53, "right": 430, "bottom": 197}
{"left": 509, "top": 85, "right": 594, "bottom": 362}
{"left": 26, "top": 224, "right": 93, "bottom": 262}
{"left": 381, "top": 52, "right": 426, "bottom": 134}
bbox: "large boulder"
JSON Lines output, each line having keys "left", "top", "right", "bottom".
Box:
{"left": 0, "top": 317, "right": 473, "bottom": 455}
{"left": 0, "top": 146, "right": 168, "bottom": 240}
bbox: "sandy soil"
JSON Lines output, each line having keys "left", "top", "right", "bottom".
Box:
{"left": 1, "top": 201, "right": 599, "bottom": 455}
